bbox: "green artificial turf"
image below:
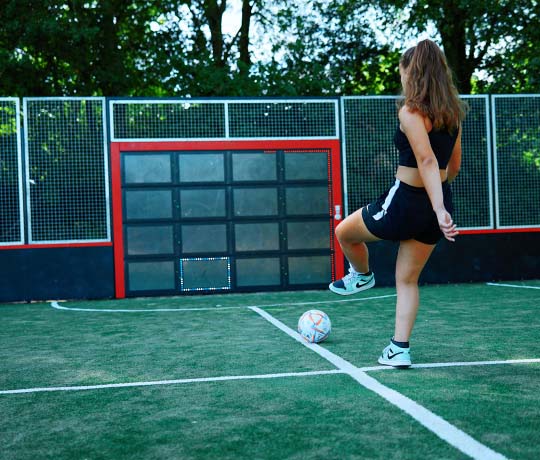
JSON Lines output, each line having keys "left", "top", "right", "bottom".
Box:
{"left": 1, "top": 374, "right": 462, "bottom": 460}
{"left": 1, "top": 281, "right": 539, "bottom": 459}
{"left": 269, "top": 282, "right": 540, "bottom": 367}
{"left": 0, "top": 301, "right": 333, "bottom": 390}
{"left": 374, "top": 364, "right": 540, "bottom": 460}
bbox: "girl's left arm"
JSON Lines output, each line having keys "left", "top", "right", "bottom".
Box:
{"left": 446, "top": 126, "right": 462, "bottom": 184}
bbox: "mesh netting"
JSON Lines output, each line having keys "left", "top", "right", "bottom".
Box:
{"left": 228, "top": 101, "right": 337, "bottom": 138}
{"left": 111, "top": 101, "right": 226, "bottom": 140}
{"left": 0, "top": 98, "right": 23, "bottom": 244}
{"left": 25, "top": 98, "right": 110, "bottom": 242}
{"left": 342, "top": 96, "right": 492, "bottom": 229}
{"left": 111, "top": 100, "right": 338, "bottom": 140}
{"left": 493, "top": 95, "right": 540, "bottom": 228}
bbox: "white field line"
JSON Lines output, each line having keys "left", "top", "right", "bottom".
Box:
{"left": 250, "top": 306, "right": 508, "bottom": 460}
{"left": 486, "top": 282, "right": 540, "bottom": 290}
{"left": 4, "top": 359, "right": 537, "bottom": 396}
{"left": 49, "top": 293, "right": 397, "bottom": 313}
{"left": 359, "top": 358, "right": 540, "bottom": 372}
{"left": 0, "top": 370, "right": 344, "bottom": 395}
{"left": 49, "top": 301, "right": 243, "bottom": 313}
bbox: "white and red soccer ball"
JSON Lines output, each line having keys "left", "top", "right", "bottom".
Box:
{"left": 297, "top": 309, "right": 331, "bottom": 343}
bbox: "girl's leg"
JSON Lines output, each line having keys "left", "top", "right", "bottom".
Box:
{"left": 393, "top": 239, "right": 436, "bottom": 342}
{"left": 379, "top": 239, "right": 435, "bottom": 367}
{"left": 335, "top": 207, "right": 380, "bottom": 273}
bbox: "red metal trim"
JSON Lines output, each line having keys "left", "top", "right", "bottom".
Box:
{"left": 329, "top": 142, "right": 345, "bottom": 281}
{"left": 110, "top": 142, "right": 126, "bottom": 298}
{"left": 460, "top": 227, "right": 540, "bottom": 235}
{"left": 115, "top": 140, "right": 340, "bottom": 152}
{"left": 0, "top": 242, "right": 112, "bottom": 250}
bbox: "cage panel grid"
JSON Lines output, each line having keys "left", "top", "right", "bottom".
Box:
{"left": 10, "top": 95, "right": 539, "bottom": 254}
{"left": 227, "top": 101, "right": 338, "bottom": 139}
{"left": 111, "top": 101, "right": 226, "bottom": 141}
{"left": 341, "top": 96, "right": 493, "bottom": 230}
{"left": 24, "top": 98, "right": 110, "bottom": 243}
{"left": 493, "top": 95, "right": 540, "bottom": 228}
{"left": 341, "top": 97, "right": 401, "bottom": 216}
{"left": 454, "top": 95, "right": 493, "bottom": 229}
{"left": 110, "top": 99, "right": 339, "bottom": 141}
{"left": 0, "top": 98, "right": 23, "bottom": 245}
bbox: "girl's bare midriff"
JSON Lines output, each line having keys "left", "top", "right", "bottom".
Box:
{"left": 395, "top": 165, "right": 447, "bottom": 188}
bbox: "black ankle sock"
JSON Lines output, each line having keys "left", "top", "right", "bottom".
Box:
{"left": 361, "top": 270, "right": 372, "bottom": 276}
{"left": 391, "top": 338, "right": 409, "bottom": 348}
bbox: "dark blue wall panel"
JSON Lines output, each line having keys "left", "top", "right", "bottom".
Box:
{"left": 0, "top": 233, "right": 537, "bottom": 303}
{"left": 0, "top": 247, "right": 114, "bottom": 302}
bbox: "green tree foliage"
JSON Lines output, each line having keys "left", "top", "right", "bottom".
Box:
{"left": 375, "top": 0, "right": 540, "bottom": 94}
{"left": 0, "top": 0, "right": 171, "bottom": 96}
{"left": 1, "top": 0, "right": 539, "bottom": 96}
{"left": 0, "top": 0, "right": 401, "bottom": 96}
{"left": 475, "top": 5, "right": 540, "bottom": 94}
{"left": 255, "top": 0, "right": 401, "bottom": 96}
{"left": 143, "top": 0, "right": 264, "bottom": 96}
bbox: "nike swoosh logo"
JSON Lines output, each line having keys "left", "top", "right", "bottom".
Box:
{"left": 356, "top": 282, "right": 367, "bottom": 288}
{"left": 387, "top": 350, "right": 404, "bottom": 359}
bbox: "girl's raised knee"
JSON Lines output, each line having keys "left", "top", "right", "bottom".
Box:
{"left": 335, "top": 221, "right": 345, "bottom": 241}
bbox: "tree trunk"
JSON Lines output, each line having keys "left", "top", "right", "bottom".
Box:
{"left": 204, "top": 0, "right": 227, "bottom": 67}
{"left": 99, "top": 0, "right": 124, "bottom": 95}
{"left": 238, "top": 0, "right": 252, "bottom": 74}
{"left": 437, "top": 5, "right": 472, "bottom": 94}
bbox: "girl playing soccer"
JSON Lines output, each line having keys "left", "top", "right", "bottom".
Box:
{"left": 329, "top": 39, "right": 467, "bottom": 368}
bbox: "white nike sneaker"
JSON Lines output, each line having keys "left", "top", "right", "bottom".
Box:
{"left": 378, "top": 342, "right": 412, "bottom": 368}
{"left": 328, "top": 268, "right": 375, "bottom": 296}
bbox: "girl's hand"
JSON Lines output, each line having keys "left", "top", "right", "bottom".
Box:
{"left": 436, "top": 208, "right": 459, "bottom": 242}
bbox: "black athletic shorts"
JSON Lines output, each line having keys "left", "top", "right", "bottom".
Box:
{"left": 361, "top": 179, "right": 453, "bottom": 245}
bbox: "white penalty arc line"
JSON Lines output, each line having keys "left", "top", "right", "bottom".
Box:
{"left": 486, "top": 282, "right": 540, "bottom": 290}
{"left": 49, "top": 301, "right": 243, "bottom": 313}
{"left": 249, "top": 306, "right": 508, "bottom": 460}
{"left": 0, "top": 370, "right": 344, "bottom": 395}
{"left": 49, "top": 293, "right": 397, "bottom": 313}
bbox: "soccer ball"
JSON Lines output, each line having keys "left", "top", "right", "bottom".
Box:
{"left": 297, "top": 309, "right": 331, "bottom": 343}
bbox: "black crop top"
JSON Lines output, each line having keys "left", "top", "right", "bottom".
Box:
{"left": 394, "top": 125, "right": 459, "bottom": 169}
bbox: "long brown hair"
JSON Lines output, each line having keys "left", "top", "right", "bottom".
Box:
{"left": 399, "top": 39, "right": 467, "bottom": 131}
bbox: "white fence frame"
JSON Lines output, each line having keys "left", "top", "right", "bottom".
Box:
{"left": 340, "top": 95, "right": 495, "bottom": 231}
{"left": 2, "top": 95, "right": 539, "bottom": 247}
{"left": 492, "top": 94, "right": 540, "bottom": 229}
{"left": 0, "top": 97, "right": 24, "bottom": 246}
{"left": 109, "top": 98, "right": 340, "bottom": 142}
{"left": 23, "top": 97, "right": 111, "bottom": 244}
